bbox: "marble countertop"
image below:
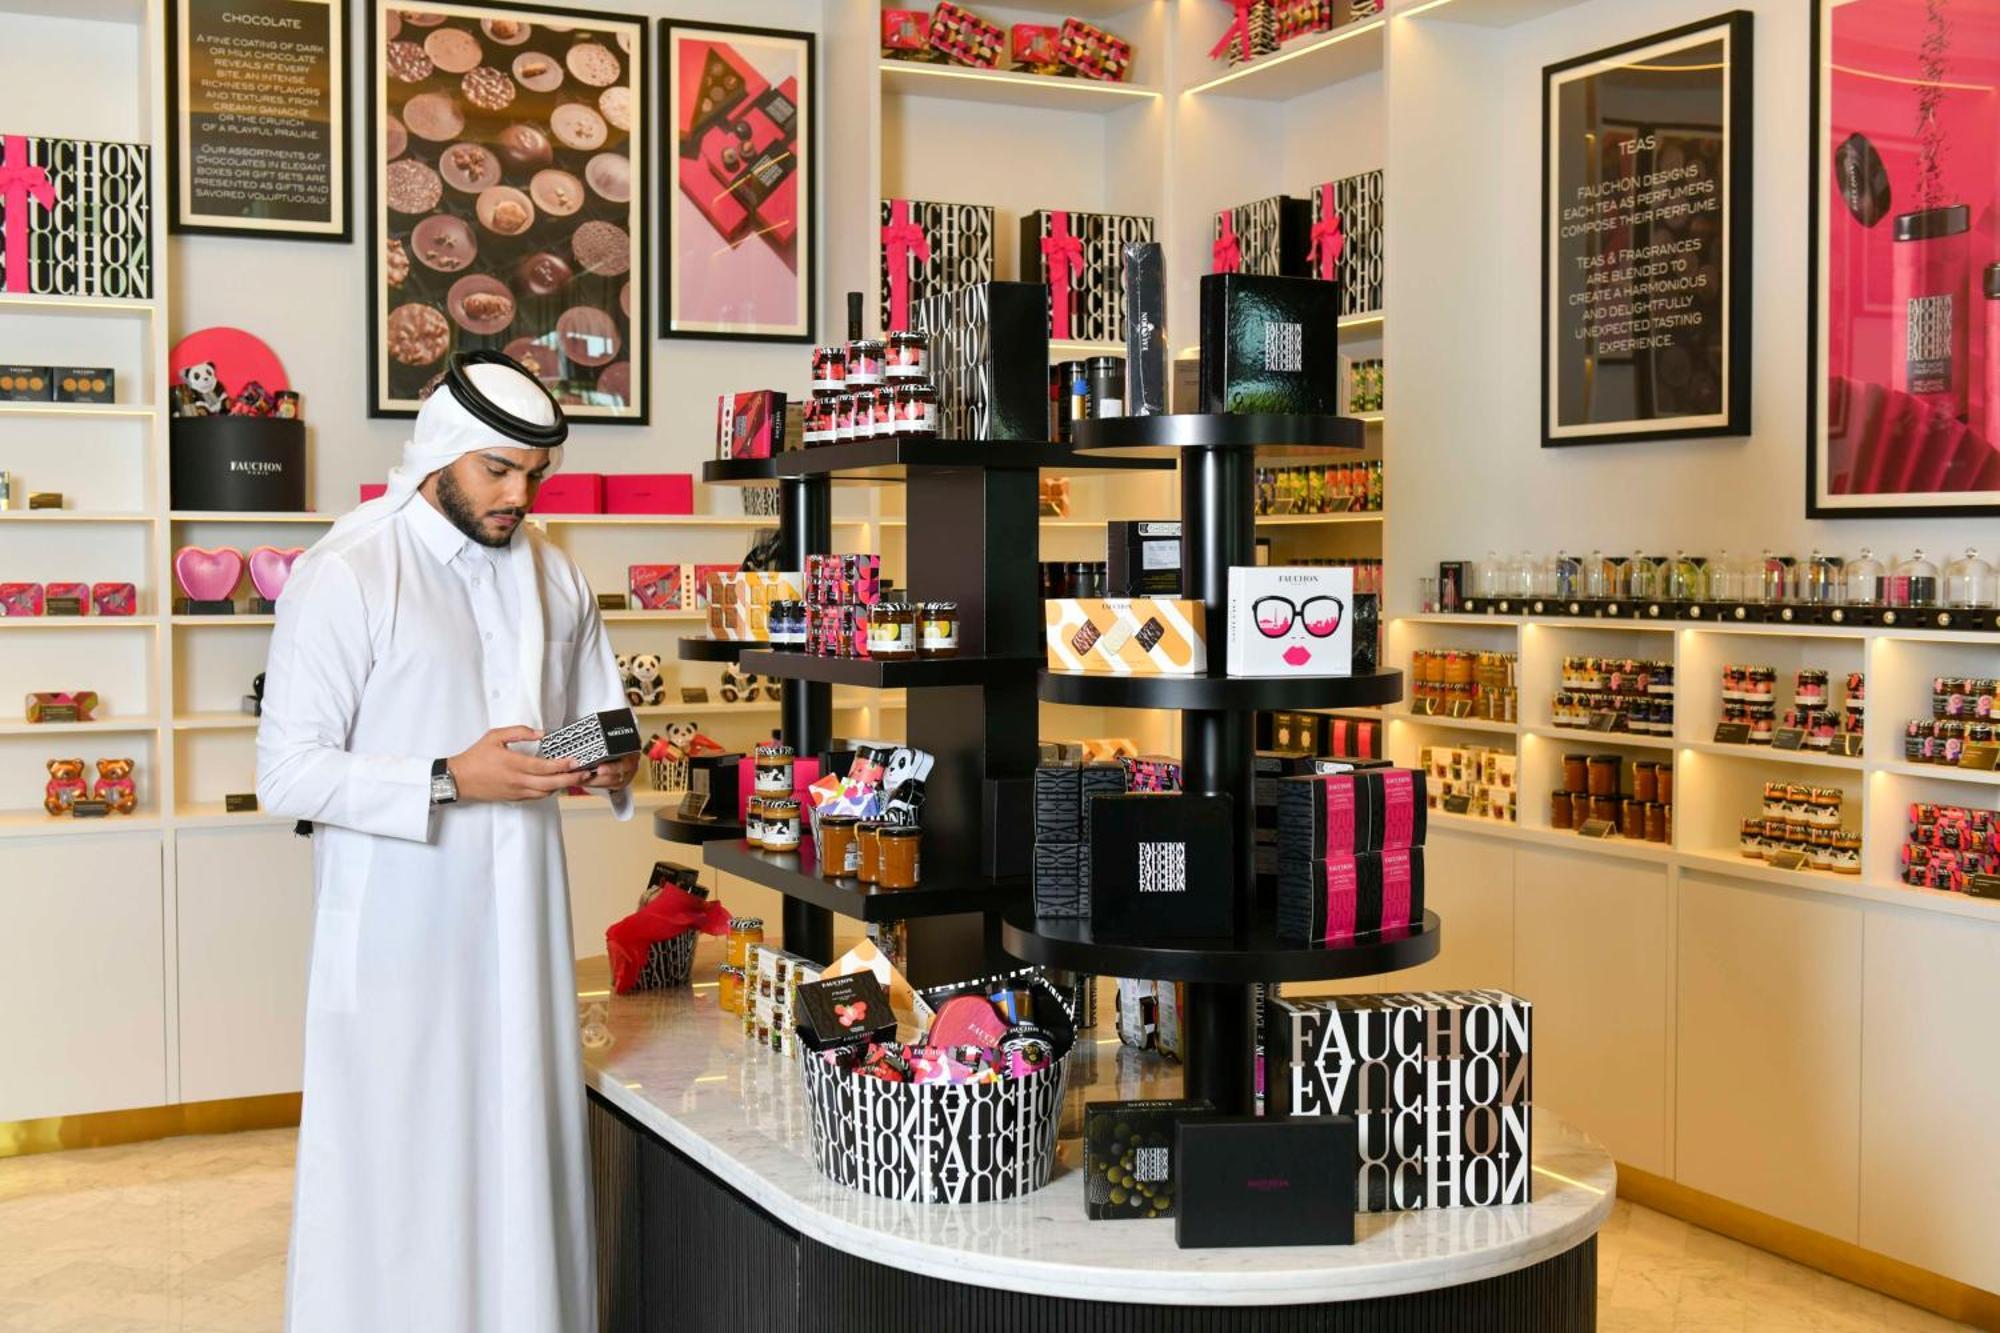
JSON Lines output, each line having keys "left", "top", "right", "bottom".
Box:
{"left": 576, "top": 951, "right": 1616, "bottom": 1307}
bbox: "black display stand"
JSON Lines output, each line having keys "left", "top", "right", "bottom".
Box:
{"left": 1003, "top": 414, "right": 1437, "bottom": 1115}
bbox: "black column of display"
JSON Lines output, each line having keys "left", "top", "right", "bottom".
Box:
{"left": 778, "top": 474, "right": 834, "bottom": 964}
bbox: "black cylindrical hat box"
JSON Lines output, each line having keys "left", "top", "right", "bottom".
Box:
{"left": 170, "top": 417, "right": 308, "bottom": 511}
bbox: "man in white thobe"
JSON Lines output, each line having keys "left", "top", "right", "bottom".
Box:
{"left": 258, "top": 354, "right": 633, "bottom": 1332}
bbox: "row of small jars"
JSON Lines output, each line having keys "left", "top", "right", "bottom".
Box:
{"left": 1472, "top": 547, "right": 1996, "bottom": 609}
{"left": 1931, "top": 677, "right": 2000, "bottom": 719}
{"left": 1904, "top": 718, "right": 2000, "bottom": 765}
{"left": 1551, "top": 791, "right": 1671, "bottom": 841}
{"left": 1762, "top": 782, "right": 1846, "bottom": 826}
{"left": 810, "top": 333, "right": 929, "bottom": 394}
{"left": 1740, "top": 821, "right": 1863, "bottom": 873}
{"left": 1551, "top": 694, "right": 1674, "bottom": 734}
{"left": 1560, "top": 753, "right": 1673, "bottom": 803}
{"left": 814, "top": 815, "right": 921, "bottom": 888}
{"left": 1561, "top": 656, "right": 1672, "bottom": 695}
{"left": 802, "top": 384, "right": 938, "bottom": 444}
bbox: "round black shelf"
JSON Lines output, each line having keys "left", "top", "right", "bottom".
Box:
{"left": 652, "top": 810, "right": 746, "bottom": 844}
{"left": 1072, "top": 413, "right": 1366, "bottom": 455}
{"left": 677, "top": 637, "right": 748, "bottom": 662}
{"left": 703, "top": 458, "right": 780, "bottom": 486}
{"left": 1039, "top": 668, "right": 1403, "bottom": 711}
{"left": 1000, "top": 909, "right": 1441, "bottom": 984}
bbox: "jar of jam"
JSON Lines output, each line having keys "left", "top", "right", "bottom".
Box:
{"left": 761, "top": 798, "right": 801, "bottom": 852}
{"left": 1551, "top": 789, "right": 1575, "bottom": 830}
{"left": 1590, "top": 794, "right": 1620, "bottom": 825}
{"left": 877, "top": 825, "right": 921, "bottom": 888}
{"left": 803, "top": 397, "right": 831, "bottom": 445}
{"left": 1570, "top": 791, "right": 1591, "bottom": 828}
{"left": 1795, "top": 668, "right": 1828, "bottom": 707}
{"left": 718, "top": 964, "right": 746, "bottom": 1015}
{"left": 754, "top": 743, "right": 795, "bottom": 795}
{"left": 1562, "top": 753, "right": 1589, "bottom": 792}
{"left": 1740, "top": 817, "right": 1765, "bottom": 858}
{"left": 834, "top": 393, "right": 859, "bottom": 441}
{"left": 872, "top": 384, "right": 897, "bottom": 439}
{"left": 746, "top": 796, "right": 770, "bottom": 848}
{"left": 918, "top": 601, "right": 959, "bottom": 657}
{"left": 867, "top": 601, "right": 917, "bottom": 659}
{"left": 811, "top": 345, "right": 846, "bottom": 395}
{"left": 1833, "top": 831, "right": 1862, "bottom": 874}
{"left": 818, "top": 815, "right": 860, "bottom": 878}
{"left": 726, "top": 916, "right": 764, "bottom": 969}
{"left": 1809, "top": 827, "right": 1837, "bottom": 871}
{"left": 895, "top": 383, "right": 938, "bottom": 437}
{"left": 1656, "top": 763, "right": 1673, "bottom": 806}
{"left": 886, "top": 330, "right": 928, "bottom": 380}
{"left": 1620, "top": 800, "right": 1645, "bottom": 839}
{"left": 847, "top": 338, "right": 885, "bottom": 387}
{"left": 1586, "top": 754, "right": 1620, "bottom": 797}
{"left": 1632, "top": 760, "right": 1658, "bottom": 803}
{"left": 1644, "top": 801, "right": 1668, "bottom": 843}
{"left": 855, "top": 821, "right": 886, "bottom": 884}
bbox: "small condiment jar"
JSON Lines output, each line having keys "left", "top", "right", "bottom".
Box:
{"left": 895, "top": 383, "right": 938, "bottom": 437}
{"left": 846, "top": 338, "right": 885, "bottom": 387}
{"left": 718, "top": 965, "right": 746, "bottom": 1015}
{"left": 866, "top": 601, "right": 917, "bottom": 659}
{"left": 811, "top": 345, "right": 846, "bottom": 395}
{"left": 1655, "top": 763, "right": 1674, "bottom": 806}
{"left": 918, "top": 600, "right": 959, "bottom": 657}
{"left": 818, "top": 815, "right": 860, "bottom": 878}
{"left": 1551, "top": 789, "right": 1575, "bottom": 830}
{"left": 744, "top": 797, "right": 767, "bottom": 849}
{"left": 1740, "top": 817, "right": 1765, "bottom": 858}
{"left": 1589, "top": 794, "right": 1620, "bottom": 825}
{"left": 886, "top": 330, "right": 928, "bottom": 380}
{"left": 1570, "top": 791, "right": 1591, "bottom": 828}
{"left": 1632, "top": 760, "right": 1658, "bottom": 804}
{"left": 1644, "top": 801, "right": 1668, "bottom": 843}
{"left": 872, "top": 384, "right": 897, "bottom": 439}
{"left": 1833, "top": 831, "right": 1862, "bottom": 874}
{"left": 1586, "top": 754, "right": 1620, "bottom": 797}
{"left": 726, "top": 916, "right": 763, "bottom": 969}
{"left": 1620, "top": 800, "right": 1645, "bottom": 840}
{"left": 854, "top": 820, "right": 887, "bottom": 884}
{"left": 761, "top": 797, "right": 801, "bottom": 852}
{"left": 754, "top": 742, "right": 795, "bottom": 795}
{"left": 876, "top": 824, "right": 921, "bottom": 889}
{"left": 1562, "top": 754, "right": 1589, "bottom": 792}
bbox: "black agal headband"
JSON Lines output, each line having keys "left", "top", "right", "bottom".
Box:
{"left": 443, "top": 349, "right": 569, "bottom": 448}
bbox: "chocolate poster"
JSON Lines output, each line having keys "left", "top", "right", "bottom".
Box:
{"left": 881, "top": 198, "right": 994, "bottom": 335}
{"left": 171, "top": 0, "right": 348, "bottom": 239}
{"left": 1542, "top": 14, "right": 1751, "bottom": 447}
{"left": 1810, "top": 0, "right": 2000, "bottom": 516}
{"left": 367, "top": 1, "right": 648, "bottom": 421}
{"left": 660, "top": 21, "right": 814, "bottom": 343}
{"left": 0, "top": 135, "right": 152, "bottom": 300}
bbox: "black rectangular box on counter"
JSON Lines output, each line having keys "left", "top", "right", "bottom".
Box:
{"left": 1089, "top": 793, "right": 1235, "bottom": 940}
{"left": 1107, "top": 520, "right": 1181, "bottom": 597}
{"left": 913, "top": 280, "right": 1047, "bottom": 441}
{"left": 1199, "top": 273, "right": 1341, "bottom": 416}
{"left": 52, "top": 366, "right": 114, "bottom": 403}
{"left": 1123, "top": 241, "right": 1168, "bottom": 416}
{"left": 1276, "top": 848, "right": 1427, "bottom": 944}
{"left": 169, "top": 416, "right": 307, "bottom": 512}
{"left": 1084, "top": 1098, "right": 1215, "bottom": 1219}
{"left": 1176, "top": 1116, "right": 1356, "bottom": 1249}
{"left": 1276, "top": 767, "right": 1427, "bottom": 860}
{"left": 1034, "top": 763, "right": 1082, "bottom": 841}
{"left": 1033, "top": 840, "right": 1088, "bottom": 919}
{"left": 795, "top": 972, "right": 897, "bottom": 1052}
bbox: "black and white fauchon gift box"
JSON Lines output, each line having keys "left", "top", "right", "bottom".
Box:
{"left": 1212, "top": 195, "right": 1312, "bottom": 278}
{"left": 1017, "top": 209, "right": 1156, "bottom": 344}
{"left": 913, "top": 280, "right": 1048, "bottom": 441}
{"left": 1266, "top": 989, "right": 1532, "bottom": 1212}
{"left": 1310, "top": 170, "right": 1385, "bottom": 317}
{"left": 879, "top": 198, "right": 995, "bottom": 333}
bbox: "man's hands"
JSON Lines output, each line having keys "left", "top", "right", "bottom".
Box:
{"left": 578, "top": 753, "right": 640, "bottom": 792}
{"left": 447, "top": 726, "right": 584, "bottom": 803}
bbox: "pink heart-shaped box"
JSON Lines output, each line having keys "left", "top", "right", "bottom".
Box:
{"left": 174, "top": 547, "right": 245, "bottom": 603}
{"left": 248, "top": 547, "right": 304, "bottom": 603}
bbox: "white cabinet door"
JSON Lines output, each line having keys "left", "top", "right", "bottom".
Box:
{"left": 0, "top": 833, "right": 167, "bottom": 1121}
{"left": 1860, "top": 906, "right": 2000, "bottom": 1293}
{"left": 175, "top": 826, "right": 314, "bottom": 1102}
{"left": 1677, "top": 873, "right": 1862, "bottom": 1240}
{"left": 1513, "top": 846, "right": 1672, "bottom": 1176}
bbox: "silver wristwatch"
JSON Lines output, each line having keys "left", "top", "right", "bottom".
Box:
{"left": 430, "top": 757, "right": 459, "bottom": 806}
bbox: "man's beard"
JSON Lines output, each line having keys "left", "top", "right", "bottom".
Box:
{"left": 437, "top": 467, "right": 522, "bottom": 549}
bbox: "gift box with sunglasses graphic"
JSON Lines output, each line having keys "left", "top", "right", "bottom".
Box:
{"left": 1225, "top": 568, "right": 1353, "bottom": 677}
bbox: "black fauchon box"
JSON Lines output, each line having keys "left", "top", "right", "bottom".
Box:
{"left": 1084, "top": 1098, "right": 1215, "bottom": 1219}
{"left": 1213, "top": 195, "right": 1312, "bottom": 277}
{"left": 1122, "top": 241, "right": 1168, "bottom": 416}
{"left": 1033, "top": 840, "right": 1088, "bottom": 918}
{"left": 1089, "top": 794, "right": 1234, "bottom": 940}
{"left": 1018, "top": 210, "right": 1156, "bottom": 344}
{"left": 1313, "top": 171, "right": 1384, "bottom": 316}
{"left": 914, "top": 280, "right": 1048, "bottom": 441}
{"left": 879, "top": 198, "right": 995, "bottom": 333}
{"left": 1176, "top": 1116, "right": 1357, "bottom": 1249}
{"left": 1199, "top": 273, "right": 1341, "bottom": 415}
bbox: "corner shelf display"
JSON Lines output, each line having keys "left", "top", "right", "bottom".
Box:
{"left": 1008, "top": 413, "right": 1436, "bottom": 1116}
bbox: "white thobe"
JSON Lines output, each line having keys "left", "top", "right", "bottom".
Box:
{"left": 258, "top": 496, "right": 629, "bottom": 1333}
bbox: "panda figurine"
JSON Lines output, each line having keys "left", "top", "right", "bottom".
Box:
{"left": 618, "top": 651, "right": 665, "bottom": 707}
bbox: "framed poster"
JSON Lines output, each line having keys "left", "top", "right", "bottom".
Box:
{"left": 659, "top": 20, "right": 815, "bottom": 343}
{"left": 168, "top": 0, "right": 349, "bottom": 240}
{"left": 366, "top": 0, "right": 649, "bottom": 422}
{"left": 1542, "top": 13, "right": 1752, "bottom": 447}
{"left": 1808, "top": 0, "right": 2000, "bottom": 517}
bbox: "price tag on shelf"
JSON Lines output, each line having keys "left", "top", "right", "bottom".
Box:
{"left": 1966, "top": 874, "right": 2000, "bottom": 900}
{"left": 1588, "top": 711, "right": 1623, "bottom": 732}
{"left": 1577, "top": 819, "right": 1616, "bottom": 839}
{"left": 681, "top": 687, "right": 710, "bottom": 704}
{"left": 1713, "top": 722, "right": 1751, "bottom": 745}
{"left": 1447, "top": 699, "right": 1474, "bottom": 719}
{"left": 1442, "top": 793, "right": 1472, "bottom": 815}
{"left": 1410, "top": 697, "right": 1439, "bottom": 716}
{"left": 1839, "top": 734, "right": 1866, "bottom": 758}
{"left": 1960, "top": 743, "right": 1999, "bottom": 772}
{"left": 676, "top": 791, "right": 710, "bottom": 821}
{"left": 1773, "top": 727, "right": 1807, "bottom": 752}
{"left": 1769, "top": 849, "right": 1809, "bottom": 871}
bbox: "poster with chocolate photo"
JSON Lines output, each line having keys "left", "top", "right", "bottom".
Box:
{"left": 367, "top": 1, "right": 648, "bottom": 421}
{"left": 1809, "top": 0, "right": 2000, "bottom": 517}
{"left": 659, "top": 21, "right": 815, "bottom": 343}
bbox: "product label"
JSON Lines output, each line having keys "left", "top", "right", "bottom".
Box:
{"left": 1137, "top": 841, "right": 1187, "bottom": 894}
{"left": 1322, "top": 781, "right": 1357, "bottom": 854}
{"left": 1324, "top": 858, "right": 1357, "bottom": 941}
{"left": 1381, "top": 848, "right": 1411, "bottom": 927}
{"left": 919, "top": 619, "right": 955, "bottom": 651}
{"left": 1383, "top": 772, "right": 1414, "bottom": 848}
{"left": 1905, "top": 294, "right": 1955, "bottom": 395}
{"left": 1141, "top": 539, "right": 1177, "bottom": 571}
{"left": 1263, "top": 320, "right": 1304, "bottom": 373}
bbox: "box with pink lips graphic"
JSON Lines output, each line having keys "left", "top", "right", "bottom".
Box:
{"left": 1226, "top": 568, "right": 1353, "bottom": 677}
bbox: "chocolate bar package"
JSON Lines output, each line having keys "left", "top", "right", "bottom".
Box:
{"left": 536, "top": 708, "right": 641, "bottom": 770}
{"left": 880, "top": 198, "right": 996, "bottom": 334}
{"left": 1019, "top": 210, "right": 1155, "bottom": 344}
{"left": 1123, "top": 242, "right": 1168, "bottom": 416}
{"left": 716, "top": 389, "right": 787, "bottom": 459}
{"left": 1044, "top": 597, "right": 1208, "bottom": 675}
{"left": 1309, "top": 171, "right": 1385, "bottom": 316}
{"left": 1033, "top": 840, "right": 1088, "bottom": 918}
{"left": 1200, "top": 273, "right": 1342, "bottom": 415}
{"left": 1276, "top": 848, "right": 1426, "bottom": 944}
{"left": 52, "top": 366, "right": 114, "bottom": 404}
{"left": 1176, "top": 1117, "right": 1356, "bottom": 1248}
{"left": 0, "top": 366, "right": 52, "bottom": 402}
{"left": 1089, "top": 793, "right": 1235, "bottom": 940}
{"left": 1212, "top": 195, "right": 1312, "bottom": 278}
{"left": 1056, "top": 17, "right": 1132, "bottom": 82}
{"left": 928, "top": 0, "right": 1004, "bottom": 67}
{"left": 1352, "top": 592, "right": 1380, "bottom": 674}
{"left": 913, "top": 280, "right": 1048, "bottom": 440}
{"left": 1276, "top": 767, "right": 1426, "bottom": 859}
{"left": 1324, "top": 714, "right": 1383, "bottom": 761}
{"left": 881, "top": 8, "right": 935, "bottom": 57}
{"left": 1106, "top": 520, "right": 1181, "bottom": 597}
{"left": 1084, "top": 1098, "right": 1216, "bottom": 1219}
{"left": 1010, "top": 22, "right": 1062, "bottom": 73}
{"left": 1268, "top": 990, "right": 1532, "bottom": 1211}
{"left": 795, "top": 972, "right": 898, "bottom": 1052}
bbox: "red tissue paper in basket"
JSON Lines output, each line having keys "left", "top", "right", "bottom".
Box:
{"left": 606, "top": 887, "right": 733, "bottom": 994}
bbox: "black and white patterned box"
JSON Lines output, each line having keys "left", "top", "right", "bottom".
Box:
{"left": 880, "top": 197, "right": 995, "bottom": 333}
{"left": 912, "top": 280, "right": 1048, "bottom": 440}
{"left": 1212, "top": 195, "right": 1311, "bottom": 278}
{"left": 0, "top": 135, "right": 152, "bottom": 299}
{"left": 1018, "top": 209, "right": 1156, "bottom": 343}
{"left": 1310, "top": 170, "right": 1384, "bottom": 317}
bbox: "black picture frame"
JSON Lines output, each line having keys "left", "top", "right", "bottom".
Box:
{"left": 167, "top": 0, "right": 351, "bottom": 241}
{"left": 364, "top": 0, "right": 651, "bottom": 423}
{"left": 1540, "top": 12, "right": 1753, "bottom": 448}
{"left": 657, "top": 19, "right": 817, "bottom": 344}
{"left": 1805, "top": 0, "right": 2000, "bottom": 518}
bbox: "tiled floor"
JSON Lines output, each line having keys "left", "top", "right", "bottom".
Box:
{"left": 0, "top": 1128, "right": 1976, "bottom": 1332}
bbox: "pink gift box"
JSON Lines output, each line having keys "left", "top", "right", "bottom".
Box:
{"left": 605, "top": 473, "right": 693, "bottom": 515}
{"left": 531, "top": 473, "right": 605, "bottom": 514}
{"left": 359, "top": 483, "right": 386, "bottom": 502}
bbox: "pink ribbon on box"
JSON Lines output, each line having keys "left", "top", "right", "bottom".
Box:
{"left": 1040, "top": 211, "right": 1086, "bottom": 341}
{"left": 880, "top": 198, "right": 932, "bottom": 334}
{"left": 0, "top": 135, "right": 57, "bottom": 294}
{"left": 1307, "top": 182, "right": 1344, "bottom": 282}
{"left": 1212, "top": 209, "right": 1242, "bottom": 274}
{"left": 1208, "top": 0, "right": 1255, "bottom": 62}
